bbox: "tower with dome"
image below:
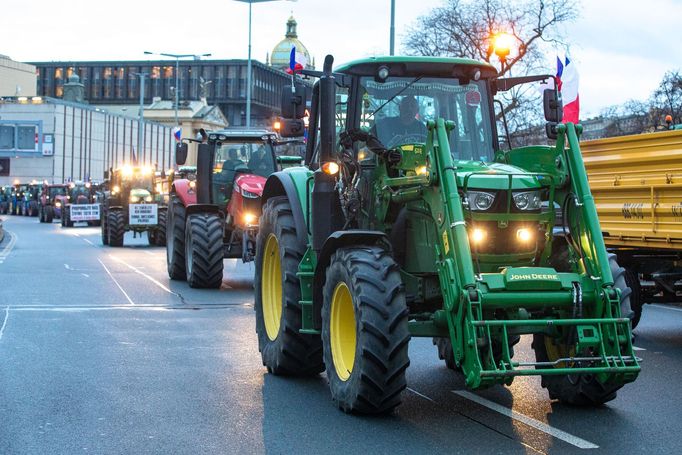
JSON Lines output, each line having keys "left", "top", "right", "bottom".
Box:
{"left": 269, "top": 15, "right": 314, "bottom": 71}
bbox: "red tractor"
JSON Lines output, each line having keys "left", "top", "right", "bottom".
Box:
{"left": 167, "top": 129, "right": 302, "bottom": 288}
{"left": 38, "top": 183, "right": 68, "bottom": 223}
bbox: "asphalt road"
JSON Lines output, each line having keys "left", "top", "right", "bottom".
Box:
{"left": 1, "top": 215, "right": 681, "bottom": 454}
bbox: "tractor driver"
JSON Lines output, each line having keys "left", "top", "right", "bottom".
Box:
{"left": 247, "top": 145, "right": 273, "bottom": 177}
{"left": 214, "top": 148, "right": 243, "bottom": 202}
{"left": 373, "top": 95, "right": 427, "bottom": 148}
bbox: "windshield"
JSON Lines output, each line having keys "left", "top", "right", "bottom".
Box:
{"left": 49, "top": 187, "right": 66, "bottom": 198}
{"left": 360, "top": 76, "right": 495, "bottom": 162}
{"left": 69, "top": 186, "right": 91, "bottom": 200}
{"left": 212, "top": 140, "right": 275, "bottom": 206}
{"left": 123, "top": 174, "right": 153, "bottom": 191}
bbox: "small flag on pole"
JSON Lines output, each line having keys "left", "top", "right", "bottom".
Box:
{"left": 286, "top": 46, "right": 307, "bottom": 74}
{"left": 173, "top": 127, "right": 182, "bottom": 142}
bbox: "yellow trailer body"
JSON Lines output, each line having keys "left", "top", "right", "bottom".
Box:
{"left": 581, "top": 129, "right": 682, "bottom": 324}
{"left": 582, "top": 129, "right": 682, "bottom": 249}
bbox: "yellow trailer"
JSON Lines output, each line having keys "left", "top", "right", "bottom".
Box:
{"left": 582, "top": 128, "right": 682, "bottom": 326}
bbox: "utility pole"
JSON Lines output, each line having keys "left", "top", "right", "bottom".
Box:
{"left": 135, "top": 73, "right": 148, "bottom": 165}
{"left": 390, "top": 0, "right": 396, "bottom": 55}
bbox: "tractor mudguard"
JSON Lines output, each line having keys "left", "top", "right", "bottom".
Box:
{"left": 262, "top": 171, "right": 310, "bottom": 248}
{"left": 311, "top": 230, "right": 392, "bottom": 330}
{"left": 186, "top": 203, "right": 221, "bottom": 217}
{"left": 171, "top": 179, "right": 197, "bottom": 207}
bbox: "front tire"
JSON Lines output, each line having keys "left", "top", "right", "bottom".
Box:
{"left": 185, "top": 213, "right": 224, "bottom": 289}
{"left": 322, "top": 247, "right": 410, "bottom": 414}
{"left": 45, "top": 206, "right": 54, "bottom": 223}
{"left": 531, "top": 254, "right": 632, "bottom": 406}
{"left": 101, "top": 212, "right": 109, "bottom": 245}
{"left": 166, "top": 196, "right": 186, "bottom": 280}
{"left": 255, "top": 196, "right": 324, "bottom": 376}
{"left": 107, "top": 210, "right": 125, "bottom": 247}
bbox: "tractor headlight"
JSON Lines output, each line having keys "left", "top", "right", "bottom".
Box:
{"left": 112, "top": 185, "right": 120, "bottom": 195}
{"left": 516, "top": 228, "right": 533, "bottom": 242}
{"left": 55, "top": 201, "right": 62, "bottom": 208}
{"left": 189, "top": 181, "right": 196, "bottom": 189}
{"left": 144, "top": 195, "right": 153, "bottom": 202}
{"left": 243, "top": 212, "right": 257, "bottom": 224}
{"left": 241, "top": 188, "right": 259, "bottom": 198}
{"left": 466, "top": 191, "right": 495, "bottom": 211}
{"left": 513, "top": 191, "right": 542, "bottom": 211}
{"left": 130, "top": 195, "right": 140, "bottom": 203}
{"left": 470, "top": 228, "right": 487, "bottom": 244}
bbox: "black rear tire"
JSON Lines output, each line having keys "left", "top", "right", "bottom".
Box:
{"left": 185, "top": 213, "right": 224, "bottom": 289}
{"left": 107, "top": 210, "right": 125, "bottom": 247}
{"left": 255, "top": 196, "right": 324, "bottom": 376}
{"left": 166, "top": 196, "right": 186, "bottom": 280}
{"left": 322, "top": 247, "right": 410, "bottom": 414}
{"left": 101, "top": 212, "right": 109, "bottom": 245}
{"left": 624, "top": 268, "right": 642, "bottom": 329}
{"left": 531, "top": 254, "right": 632, "bottom": 406}
{"left": 45, "top": 206, "right": 54, "bottom": 223}
{"left": 155, "top": 208, "right": 167, "bottom": 246}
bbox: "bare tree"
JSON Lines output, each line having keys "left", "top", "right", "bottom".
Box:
{"left": 404, "top": 0, "right": 578, "bottom": 146}
{"left": 652, "top": 70, "right": 682, "bottom": 125}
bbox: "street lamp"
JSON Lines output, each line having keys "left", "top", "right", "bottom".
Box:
{"left": 488, "top": 32, "right": 515, "bottom": 73}
{"left": 390, "top": 0, "right": 395, "bottom": 55}
{"left": 134, "top": 72, "right": 148, "bottom": 164}
{"left": 143, "top": 51, "right": 212, "bottom": 127}
{"left": 234, "top": 0, "right": 297, "bottom": 128}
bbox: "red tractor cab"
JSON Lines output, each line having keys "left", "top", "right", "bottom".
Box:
{"left": 39, "top": 183, "right": 68, "bottom": 223}
{"left": 167, "top": 129, "right": 302, "bottom": 288}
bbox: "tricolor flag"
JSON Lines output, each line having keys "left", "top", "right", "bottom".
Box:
{"left": 286, "top": 46, "right": 307, "bottom": 74}
{"left": 556, "top": 56, "right": 580, "bottom": 124}
{"left": 173, "top": 126, "right": 182, "bottom": 142}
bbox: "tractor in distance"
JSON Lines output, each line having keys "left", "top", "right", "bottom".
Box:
{"left": 0, "top": 186, "right": 11, "bottom": 214}
{"left": 60, "top": 181, "right": 101, "bottom": 228}
{"left": 168, "top": 129, "right": 302, "bottom": 288}
{"left": 38, "top": 182, "right": 68, "bottom": 223}
{"left": 22, "top": 182, "right": 41, "bottom": 217}
{"left": 9, "top": 183, "right": 27, "bottom": 216}
{"left": 101, "top": 165, "right": 165, "bottom": 247}
{"left": 254, "top": 55, "right": 640, "bottom": 415}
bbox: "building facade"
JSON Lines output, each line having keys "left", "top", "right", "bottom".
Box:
{"left": 0, "top": 97, "right": 174, "bottom": 186}
{"left": 0, "top": 55, "right": 36, "bottom": 98}
{"left": 31, "top": 59, "right": 291, "bottom": 128}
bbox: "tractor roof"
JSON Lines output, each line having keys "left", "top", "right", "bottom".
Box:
{"left": 335, "top": 56, "right": 497, "bottom": 79}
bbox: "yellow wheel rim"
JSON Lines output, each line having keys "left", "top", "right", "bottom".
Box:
{"left": 330, "top": 282, "right": 356, "bottom": 381}
{"left": 262, "top": 234, "right": 283, "bottom": 341}
{"left": 544, "top": 336, "right": 576, "bottom": 369}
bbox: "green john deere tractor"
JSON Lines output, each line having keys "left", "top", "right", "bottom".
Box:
{"left": 254, "top": 55, "right": 640, "bottom": 414}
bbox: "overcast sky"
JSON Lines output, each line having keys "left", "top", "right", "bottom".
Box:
{"left": 2, "top": 0, "right": 680, "bottom": 118}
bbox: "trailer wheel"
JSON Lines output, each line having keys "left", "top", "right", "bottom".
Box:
{"left": 322, "top": 247, "right": 410, "bottom": 414}
{"left": 624, "top": 268, "right": 642, "bottom": 329}
{"left": 166, "top": 196, "right": 186, "bottom": 280}
{"left": 107, "top": 210, "right": 125, "bottom": 247}
{"left": 531, "top": 254, "right": 632, "bottom": 406}
{"left": 185, "top": 213, "right": 224, "bottom": 289}
{"left": 255, "top": 196, "right": 324, "bottom": 376}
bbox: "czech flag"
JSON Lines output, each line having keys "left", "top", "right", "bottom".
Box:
{"left": 286, "top": 46, "right": 307, "bottom": 74}
{"left": 173, "top": 126, "right": 182, "bottom": 142}
{"left": 556, "top": 56, "right": 580, "bottom": 124}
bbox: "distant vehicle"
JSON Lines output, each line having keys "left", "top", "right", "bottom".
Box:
{"left": 38, "top": 183, "right": 68, "bottom": 223}
{"left": 60, "top": 181, "right": 100, "bottom": 228}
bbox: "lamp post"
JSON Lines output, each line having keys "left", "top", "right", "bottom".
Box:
{"left": 143, "top": 51, "right": 212, "bottom": 127}
{"left": 234, "top": 0, "right": 297, "bottom": 128}
{"left": 134, "top": 72, "right": 148, "bottom": 164}
{"left": 488, "top": 32, "right": 515, "bottom": 73}
{"left": 390, "top": 0, "right": 395, "bottom": 55}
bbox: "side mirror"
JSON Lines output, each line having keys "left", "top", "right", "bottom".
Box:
{"left": 278, "top": 118, "right": 305, "bottom": 138}
{"left": 281, "top": 82, "right": 307, "bottom": 119}
{"left": 176, "top": 142, "right": 188, "bottom": 165}
{"left": 543, "top": 89, "right": 563, "bottom": 123}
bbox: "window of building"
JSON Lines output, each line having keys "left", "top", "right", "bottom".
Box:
{"left": 0, "top": 126, "right": 14, "bottom": 150}
{"left": 17, "top": 126, "right": 36, "bottom": 150}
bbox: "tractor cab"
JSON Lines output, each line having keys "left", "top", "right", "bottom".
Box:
{"left": 66, "top": 181, "right": 96, "bottom": 205}
{"left": 38, "top": 183, "right": 68, "bottom": 222}
{"left": 23, "top": 183, "right": 42, "bottom": 216}
{"left": 0, "top": 186, "right": 10, "bottom": 214}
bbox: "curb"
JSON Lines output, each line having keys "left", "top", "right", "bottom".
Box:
{"left": 0, "top": 218, "right": 4, "bottom": 244}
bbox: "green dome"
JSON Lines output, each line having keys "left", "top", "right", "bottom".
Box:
{"left": 270, "top": 16, "right": 313, "bottom": 70}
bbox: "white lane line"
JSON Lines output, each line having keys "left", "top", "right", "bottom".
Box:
{"left": 97, "top": 258, "right": 135, "bottom": 305}
{"left": 632, "top": 346, "right": 646, "bottom": 351}
{"left": 453, "top": 390, "right": 599, "bottom": 449}
{"left": 10, "top": 306, "right": 171, "bottom": 313}
{"left": 650, "top": 304, "right": 682, "bottom": 313}
{"left": 0, "top": 306, "right": 9, "bottom": 341}
{"left": 83, "top": 238, "right": 95, "bottom": 246}
{"left": 64, "top": 263, "right": 72, "bottom": 270}
{"left": 109, "top": 255, "right": 176, "bottom": 296}
{"left": 0, "top": 230, "right": 17, "bottom": 259}
{"left": 407, "top": 387, "right": 436, "bottom": 403}
{"left": 81, "top": 273, "right": 90, "bottom": 278}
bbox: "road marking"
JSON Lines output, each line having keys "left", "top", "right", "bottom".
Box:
{"left": 64, "top": 263, "right": 72, "bottom": 270}
{"left": 109, "top": 255, "right": 176, "bottom": 296}
{"left": 97, "top": 258, "right": 135, "bottom": 305}
{"left": 632, "top": 346, "right": 646, "bottom": 351}
{"left": 453, "top": 390, "right": 599, "bottom": 449}
{"left": 407, "top": 387, "right": 436, "bottom": 403}
{"left": 650, "top": 304, "right": 682, "bottom": 313}
{"left": 83, "top": 238, "right": 95, "bottom": 246}
{"left": 81, "top": 273, "right": 90, "bottom": 278}
{"left": 0, "top": 230, "right": 17, "bottom": 260}
{"left": 0, "top": 306, "right": 9, "bottom": 341}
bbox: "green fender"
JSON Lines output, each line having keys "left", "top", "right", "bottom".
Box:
{"left": 261, "top": 167, "right": 313, "bottom": 247}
